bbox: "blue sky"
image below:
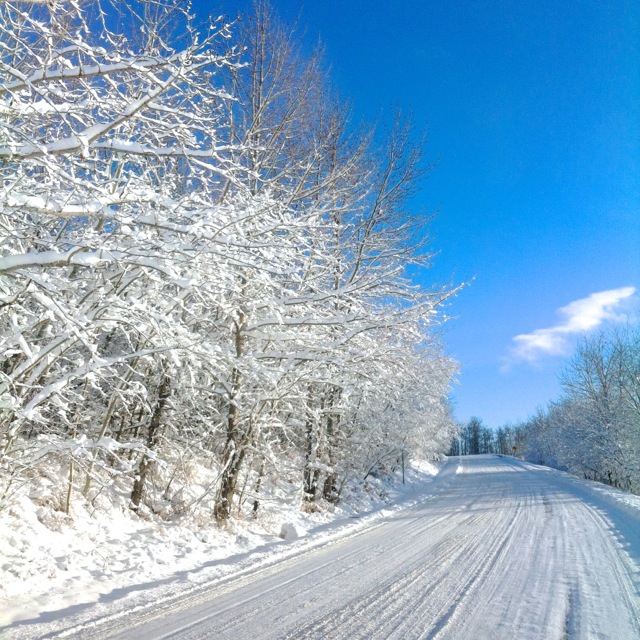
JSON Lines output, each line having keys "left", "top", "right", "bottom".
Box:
{"left": 205, "top": 1, "right": 640, "bottom": 427}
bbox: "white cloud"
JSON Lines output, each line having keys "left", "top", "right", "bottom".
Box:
{"left": 506, "top": 286, "right": 637, "bottom": 365}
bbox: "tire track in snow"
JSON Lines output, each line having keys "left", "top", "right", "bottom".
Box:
{"left": 415, "top": 498, "right": 523, "bottom": 639}
{"left": 283, "top": 533, "right": 476, "bottom": 639}
{"left": 556, "top": 493, "right": 640, "bottom": 639}
{"left": 14, "top": 455, "right": 640, "bottom": 640}
{"left": 282, "top": 463, "right": 526, "bottom": 639}
{"left": 395, "top": 473, "right": 527, "bottom": 639}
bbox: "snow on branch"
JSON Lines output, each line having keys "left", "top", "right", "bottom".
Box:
{"left": 0, "top": 0, "right": 461, "bottom": 526}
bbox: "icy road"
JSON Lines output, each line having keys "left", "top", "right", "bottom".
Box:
{"left": 14, "top": 456, "right": 640, "bottom": 639}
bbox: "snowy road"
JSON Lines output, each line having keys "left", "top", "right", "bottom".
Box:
{"left": 12, "top": 456, "right": 640, "bottom": 639}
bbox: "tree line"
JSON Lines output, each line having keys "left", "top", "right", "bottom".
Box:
{"left": 520, "top": 327, "right": 640, "bottom": 493}
{"left": 451, "top": 327, "right": 640, "bottom": 496}
{"left": 448, "top": 417, "right": 525, "bottom": 457}
{"left": 0, "top": 0, "right": 460, "bottom": 523}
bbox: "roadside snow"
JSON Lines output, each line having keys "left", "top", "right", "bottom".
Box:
{"left": 0, "top": 459, "right": 444, "bottom": 630}
{"left": 5, "top": 455, "right": 639, "bottom": 640}
{"left": 5, "top": 456, "right": 638, "bottom": 640}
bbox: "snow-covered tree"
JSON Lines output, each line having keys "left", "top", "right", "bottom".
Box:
{"left": 0, "top": 0, "right": 460, "bottom": 523}
{"left": 521, "top": 327, "right": 640, "bottom": 493}
{"left": 0, "top": 0, "right": 245, "bottom": 506}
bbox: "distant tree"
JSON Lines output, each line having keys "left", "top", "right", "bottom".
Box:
{"left": 480, "top": 426, "right": 495, "bottom": 454}
{"left": 448, "top": 431, "right": 462, "bottom": 456}
{"left": 468, "top": 417, "right": 482, "bottom": 455}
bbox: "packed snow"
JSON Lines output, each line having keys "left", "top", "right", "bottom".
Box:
{"left": 0, "top": 458, "right": 443, "bottom": 634}
{"left": 3, "top": 455, "right": 640, "bottom": 639}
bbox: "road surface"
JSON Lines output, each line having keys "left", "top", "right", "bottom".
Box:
{"left": 10, "top": 455, "right": 640, "bottom": 639}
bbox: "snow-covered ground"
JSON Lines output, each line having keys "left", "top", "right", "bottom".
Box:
{"left": 4, "top": 455, "right": 640, "bottom": 639}
{"left": 0, "top": 458, "right": 444, "bottom": 635}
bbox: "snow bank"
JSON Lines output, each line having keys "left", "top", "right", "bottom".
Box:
{"left": 0, "top": 458, "right": 446, "bottom": 630}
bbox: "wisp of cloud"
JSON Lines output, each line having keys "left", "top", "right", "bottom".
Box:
{"left": 506, "top": 286, "right": 637, "bottom": 366}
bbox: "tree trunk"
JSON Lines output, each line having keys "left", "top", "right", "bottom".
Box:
{"left": 130, "top": 374, "right": 170, "bottom": 512}
{"left": 322, "top": 386, "right": 340, "bottom": 503}
{"left": 303, "top": 387, "right": 320, "bottom": 505}
{"left": 252, "top": 461, "right": 265, "bottom": 517}
{"left": 214, "top": 317, "right": 246, "bottom": 525}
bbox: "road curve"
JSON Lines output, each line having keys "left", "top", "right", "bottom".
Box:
{"left": 45, "top": 456, "right": 640, "bottom": 639}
